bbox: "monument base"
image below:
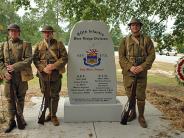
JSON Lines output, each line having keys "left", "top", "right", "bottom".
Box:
{"left": 64, "top": 97, "right": 122, "bottom": 122}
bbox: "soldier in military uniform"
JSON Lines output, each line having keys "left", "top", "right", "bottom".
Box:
{"left": 33, "top": 25, "right": 68, "bottom": 126}
{"left": 0, "top": 24, "right": 33, "bottom": 133}
{"left": 119, "top": 18, "right": 155, "bottom": 128}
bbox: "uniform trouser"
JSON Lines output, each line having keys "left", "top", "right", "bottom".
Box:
{"left": 4, "top": 76, "right": 28, "bottom": 123}
{"left": 39, "top": 77, "right": 61, "bottom": 116}
{"left": 123, "top": 75, "right": 147, "bottom": 101}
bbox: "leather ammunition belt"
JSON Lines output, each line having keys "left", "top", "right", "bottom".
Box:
{"left": 127, "top": 56, "right": 145, "bottom": 64}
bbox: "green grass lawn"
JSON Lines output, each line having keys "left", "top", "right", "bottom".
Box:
{"left": 27, "top": 73, "right": 68, "bottom": 96}
{"left": 147, "top": 75, "right": 178, "bottom": 86}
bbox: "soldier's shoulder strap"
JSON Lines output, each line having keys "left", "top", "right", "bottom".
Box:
{"left": 48, "top": 40, "right": 64, "bottom": 61}
{"left": 48, "top": 48, "right": 58, "bottom": 61}
{"left": 48, "top": 39, "right": 59, "bottom": 61}
{"left": 142, "top": 35, "right": 151, "bottom": 56}
{"left": 125, "top": 34, "right": 149, "bottom": 45}
{"left": 125, "top": 35, "right": 131, "bottom": 47}
{"left": 142, "top": 35, "right": 150, "bottom": 45}
{"left": 22, "top": 41, "right": 31, "bottom": 59}
{"left": 125, "top": 35, "right": 131, "bottom": 56}
{"left": 37, "top": 41, "right": 47, "bottom": 51}
{"left": 131, "top": 35, "right": 140, "bottom": 45}
{"left": 0, "top": 42, "right": 5, "bottom": 55}
{"left": 2, "top": 41, "right": 15, "bottom": 59}
{"left": 0, "top": 42, "right": 6, "bottom": 60}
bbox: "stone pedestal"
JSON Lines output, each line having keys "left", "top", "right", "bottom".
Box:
{"left": 64, "top": 97, "right": 122, "bottom": 122}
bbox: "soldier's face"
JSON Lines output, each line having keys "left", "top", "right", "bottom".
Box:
{"left": 8, "top": 29, "right": 20, "bottom": 40}
{"left": 130, "top": 23, "right": 141, "bottom": 34}
{"left": 42, "top": 31, "right": 53, "bottom": 40}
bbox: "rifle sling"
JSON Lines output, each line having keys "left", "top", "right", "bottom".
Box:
{"left": 43, "top": 39, "right": 58, "bottom": 61}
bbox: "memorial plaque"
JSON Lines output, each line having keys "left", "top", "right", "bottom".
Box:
{"left": 68, "top": 20, "right": 117, "bottom": 104}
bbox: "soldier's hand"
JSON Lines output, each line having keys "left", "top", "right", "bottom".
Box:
{"left": 130, "top": 66, "right": 136, "bottom": 74}
{"left": 46, "top": 64, "right": 56, "bottom": 71}
{"left": 4, "top": 72, "right": 12, "bottom": 80}
{"left": 43, "top": 67, "right": 52, "bottom": 74}
{"left": 134, "top": 66, "right": 143, "bottom": 74}
{"left": 6, "top": 65, "right": 14, "bottom": 72}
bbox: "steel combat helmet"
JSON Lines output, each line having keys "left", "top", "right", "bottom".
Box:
{"left": 128, "top": 18, "right": 143, "bottom": 26}
{"left": 7, "top": 23, "right": 21, "bottom": 31}
{"left": 41, "top": 25, "right": 54, "bottom": 32}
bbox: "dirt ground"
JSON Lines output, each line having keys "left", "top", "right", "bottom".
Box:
{"left": 0, "top": 61, "right": 184, "bottom": 137}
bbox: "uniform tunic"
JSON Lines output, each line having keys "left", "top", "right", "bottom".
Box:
{"left": 119, "top": 34, "right": 155, "bottom": 101}
{"left": 0, "top": 38, "right": 32, "bottom": 121}
{"left": 33, "top": 38, "right": 68, "bottom": 115}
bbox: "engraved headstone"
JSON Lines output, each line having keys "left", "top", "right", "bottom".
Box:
{"left": 64, "top": 20, "right": 122, "bottom": 122}
{"left": 67, "top": 20, "right": 117, "bottom": 104}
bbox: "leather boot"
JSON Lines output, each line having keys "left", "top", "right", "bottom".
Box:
{"left": 50, "top": 97, "right": 59, "bottom": 126}
{"left": 17, "top": 101, "right": 27, "bottom": 127}
{"left": 47, "top": 98, "right": 56, "bottom": 122}
{"left": 6, "top": 101, "right": 16, "bottom": 133}
{"left": 51, "top": 98, "right": 59, "bottom": 117}
{"left": 4, "top": 120, "right": 16, "bottom": 133}
{"left": 51, "top": 116, "right": 60, "bottom": 126}
{"left": 45, "top": 113, "right": 51, "bottom": 122}
{"left": 137, "top": 100, "right": 147, "bottom": 128}
{"left": 128, "top": 105, "right": 136, "bottom": 122}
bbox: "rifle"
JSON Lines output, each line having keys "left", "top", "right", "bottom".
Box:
{"left": 120, "top": 62, "right": 138, "bottom": 125}
{"left": 38, "top": 39, "right": 52, "bottom": 125}
{"left": 0, "top": 83, "right": 6, "bottom": 122}
{"left": 6, "top": 37, "right": 26, "bottom": 129}
{"left": 37, "top": 80, "right": 51, "bottom": 125}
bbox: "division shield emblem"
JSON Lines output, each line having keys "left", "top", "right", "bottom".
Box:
{"left": 83, "top": 49, "right": 101, "bottom": 67}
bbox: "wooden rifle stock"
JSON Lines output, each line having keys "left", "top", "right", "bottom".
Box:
{"left": 120, "top": 74, "right": 137, "bottom": 125}
{"left": 38, "top": 92, "right": 50, "bottom": 124}
{"left": 38, "top": 80, "right": 51, "bottom": 125}
{"left": 120, "top": 103, "right": 129, "bottom": 125}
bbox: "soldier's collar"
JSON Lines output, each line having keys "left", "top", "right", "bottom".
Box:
{"left": 9, "top": 38, "right": 20, "bottom": 43}
{"left": 43, "top": 38, "right": 57, "bottom": 45}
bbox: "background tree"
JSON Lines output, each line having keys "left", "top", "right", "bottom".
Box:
{"left": 0, "top": 0, "right": 21, "bottom": 41}
{"left": 1, "top": 0, "right": 184, "bottom": 52}
{"left": 172, "top": 14, "right": 184, "bottom": 53}
{"left": 110, "top": 25, "right": 122, "bottom": 50}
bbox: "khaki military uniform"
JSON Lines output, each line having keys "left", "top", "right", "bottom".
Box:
{"left": 119, "top": 34, "right": 155, "bottom": 101}
{"left": 0, "top": 38, "right": 33, "bottom": 123}
{"left": 33, "top": 38, "right": 68, "bottom": 116}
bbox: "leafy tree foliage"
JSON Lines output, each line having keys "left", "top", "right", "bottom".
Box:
{"left": 172, "top": 14, "right": 184, "bottom": 53}
{"left": 0, "top": 0, "right": 21, "bottom": 41}
{"left": 1, "top": 0, "right": 184, "bottom": 52}
{"left": 110, "top": 25, "right": 122, "bottom": 50}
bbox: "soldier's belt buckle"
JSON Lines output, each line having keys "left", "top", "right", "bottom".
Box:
{"left": 137, "top": 57, "right": 143, "bottom": 60}
{"left": 136, "top": 57, "right": 144, "bottom": 64}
